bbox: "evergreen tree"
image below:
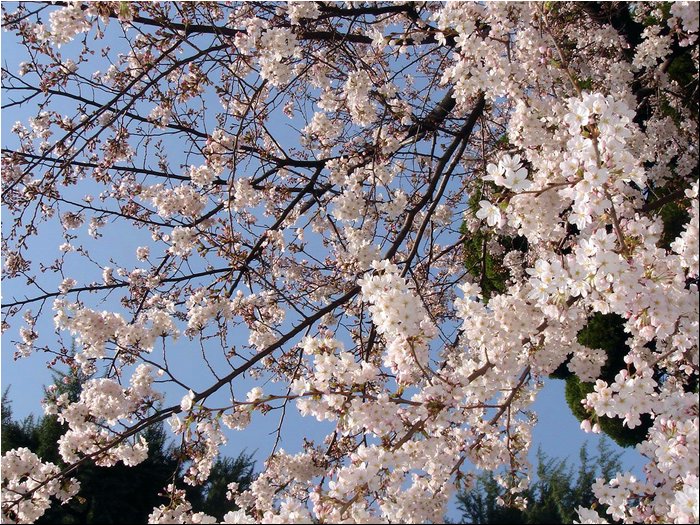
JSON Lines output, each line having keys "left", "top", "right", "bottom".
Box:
{"left": 457, "top": 440, "right": 622, "bottom": 524}
{"left": 189, "top": 453, "right": 256, "bottom": 521}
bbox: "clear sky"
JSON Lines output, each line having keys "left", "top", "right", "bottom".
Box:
{"left": 0, "top": 5, "right": 647, "bottom": 520}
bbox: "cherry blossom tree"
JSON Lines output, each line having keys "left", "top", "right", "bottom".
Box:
{"left": 2, "top": 2, "right": 698, "bottom": 523}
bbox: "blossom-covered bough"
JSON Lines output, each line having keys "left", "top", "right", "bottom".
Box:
{"left": 1, "top": 2, "right": 698, "bottom": 523}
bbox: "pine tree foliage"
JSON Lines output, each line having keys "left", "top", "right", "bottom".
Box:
{"left": 457, "top": 440, "right": 622, "bottom": 524}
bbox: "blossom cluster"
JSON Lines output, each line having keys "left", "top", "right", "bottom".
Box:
{"left": 45, "top": 365, "right": 161, "bottom": 468}
{"left": 1, "top": 2, "right": 698, "bottom": 524}
{"left": 359, "top": 260, "right": 437, "bottom": 384}
{"left": 1, "top": 449, "right": 80, "bottom": 524}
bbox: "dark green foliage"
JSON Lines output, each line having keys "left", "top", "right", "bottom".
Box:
{"left": 549, "top": 311, "right": 628, "bottom": 383}
{"left": 37, "top": 424, "right": 182, "bottom": 525}
{"left": 548, "top": 361, "right": 574, "bottom": 381}
{"left": 667, "top": 51, "right": 697, "bottom": 97}
{"left": 658, "top": 201, "right": 691, "bottom": 250}
{"left": 462, "top": 229, "right": 507, "bottom": 302}
{"left": 576, "top": 313, "right": 629, "bottom": 381}
{"left": 1, "top": 375, "right": 256, "bottom": 524}
{"left": 664, "top": 24, "right": 699, "bottom": 120}
{"left": 563, "top": 378, "right": 595, "bottom": 424}
{"left": 462, "top": 176, "right": 533, "bottom": 303}
{"left": 461, "top": 222, "right": 528, "bottom": 303}
{"left": 2, "top": 390, "right": 65, "bottom": 464}
{"left": 637, "top": 2, "right": 672, "bottom": 28}
{"left": 457, "top": 441, "right": 621, "bottom": 524}
{"left": 463, "top": 183, "right": 504, "bottom": 303}
{"left": 189, "top": 453, "right": 256, "bottom": 521}
{"left": 576, "top": 77, "right": 594, "bottom": 91}
{"left": 458, "top": 473, "right": 526, "bottom": 524}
